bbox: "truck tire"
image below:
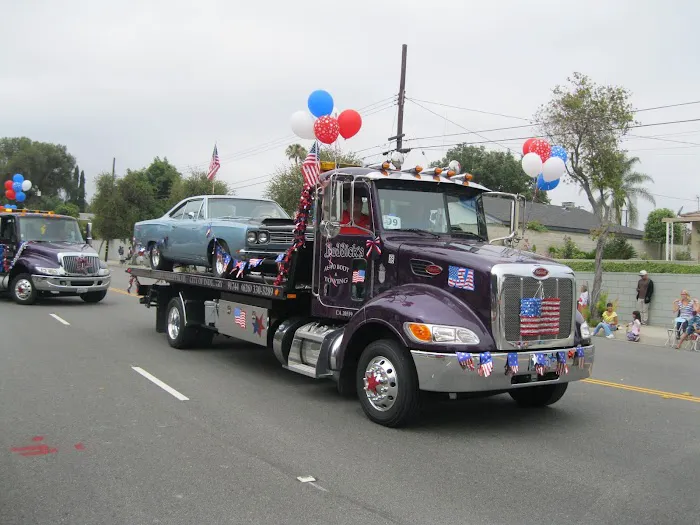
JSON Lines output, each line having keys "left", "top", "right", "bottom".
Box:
{"left": 509, "top": 383, "right": 568, "bottom": 408}
{"left": 10, "top": 273, "right": 38, "bottom": 305}
{"left": 80, "top": 290, "right": 108, "bottom": 303}
{"left": 356, "top": 339, "right": 420, "bottom": 428}
{"left": 149, "top": 244, "right": 173, "bottom": 271}
{"left": 165, "top": 297, "right": 195, "bottom": 349}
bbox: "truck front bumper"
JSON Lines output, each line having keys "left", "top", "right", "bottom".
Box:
{"left": 411, "top": 345, "right": 595, "bottom": 393}
{"left": 32, "top": 274, "right": 111, "bottom": 294}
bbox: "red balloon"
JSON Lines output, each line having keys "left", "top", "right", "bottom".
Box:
{"left": 5, "top": 189, "right": 16, "bottom": 200}
{"left": 529, "top": 138, "right": 551, "bottom": 163}
{"left": 314, "top": 115, "right": 340, "bottom": 144}
{"left": 337, "top": 109, "right": 362, "bottom": 139}
{"left": 522, "top": 138, "right": 536, "bottom": 155}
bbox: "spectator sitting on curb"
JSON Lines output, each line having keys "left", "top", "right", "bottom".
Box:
{"left": 592, "top": 302, "right": 618, "bottom": 339}
{"left": 626, "top": 311, "right": 642, "bottom": 342}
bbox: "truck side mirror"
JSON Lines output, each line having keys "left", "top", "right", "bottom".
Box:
{"left": 187, "top": 211, "right": 196, "bottom": 220}
{"left": 86, "top": 222, "right": 93, "bottom": 245}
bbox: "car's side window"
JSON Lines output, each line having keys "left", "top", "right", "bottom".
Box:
{"left": 169, "top": 203, "right": 187, "bottom": 220}
{"left": 182, "top": 199, "right": 204, "bottom": 220}
{"left": 197, "top": 200, "right": 207, "bottom": 220}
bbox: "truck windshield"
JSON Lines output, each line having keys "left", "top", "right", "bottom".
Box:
{"left": 376, "top": 184, "right": 488, "bottom": 240}
{"left": 18, "top": 216, "right": 84, "bottom": 243}
{"left": 208, "top": 198, "right": 290, "bottom": 220}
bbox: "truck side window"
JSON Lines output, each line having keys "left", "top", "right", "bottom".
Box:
{"left": 0, "top": 216, "right": 17, "bottom": 243}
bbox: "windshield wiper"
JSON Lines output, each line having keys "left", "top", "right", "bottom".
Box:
{"left": 450, "top": 229, "right": 486, "bottom": 241}
{"left": 399, "top": 228, "right": 441, "bottom": 238}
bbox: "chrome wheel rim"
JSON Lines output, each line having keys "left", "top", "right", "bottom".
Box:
{"left": 363, "top": 355, "right": 398, "bottom": 412}
{"left": 167, "top": 306, "right": 181, "bottom": 340}
{"left": 14, "top": 278, "right": 33, "bottom": 301}
{"left": 215, "top": 256, "right": 227, "bottom": 276}
{"left": 151, "top": 247, "right": 160, "bottom": 267}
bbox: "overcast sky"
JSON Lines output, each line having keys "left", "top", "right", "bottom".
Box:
{"left": 2, "top": 0, "right": 699, "bottom": 228}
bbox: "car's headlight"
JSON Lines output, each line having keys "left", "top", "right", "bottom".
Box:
{"left": 36, "top": 267, "right": 65, "bottom": 276}
{"left": 580, "top": 322, "right": 591, "bottom": 339}
{"left": 257, "top": 231, "right": 269, "bottom": 244}
{"left": 98, "top": 268, "right": 111, "bottom": 276}
{"left": 246, "top": 231, "right": 258, "bottom": 244}
{"left": 404, "top": 322, "right": 480, "bottom": 345}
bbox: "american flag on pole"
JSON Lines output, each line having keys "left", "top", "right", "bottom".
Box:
{"left": 519, "top": 297, "right": 561, "bottom": 337}
{"left": 301, "top": 141, "right": 320, "bottom": 188}
{"left": 447, "top": 265, "right": 474, "bottom": 290}
{"left": 352, "top": 269, "right": 365, "bottom": 283}
{"left": 234, "top": 308, "right": 246, "bottom": 328}
{"left": 207, "top": 144, "right": 220, "bottom": 181}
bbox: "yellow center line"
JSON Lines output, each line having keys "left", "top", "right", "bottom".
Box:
{"left": 583, "top": 378, "right": 699, "bottom": 403}
{"left": 109, "top": 287, "right": 137, "bottom": 297}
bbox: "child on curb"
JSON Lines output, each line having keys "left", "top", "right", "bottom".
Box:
{"left": 626, "top": 311, "right": 641, "bottom": 342}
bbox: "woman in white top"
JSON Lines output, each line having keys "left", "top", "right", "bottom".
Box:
{"left": 577, "top": 285, "right": 589, "bottom": 312}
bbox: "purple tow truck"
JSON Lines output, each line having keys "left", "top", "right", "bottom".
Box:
{"left": 0, "top": 209, "right": 110, "bottom": 305}
{"left": 129, "top": 161, "right": 595, "bottom": 427}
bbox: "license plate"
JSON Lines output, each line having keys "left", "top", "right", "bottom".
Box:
{"left": 76, "top": 287, "right": 88, "bottom": 294}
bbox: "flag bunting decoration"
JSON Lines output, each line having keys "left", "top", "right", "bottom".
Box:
{"left": 575, "top": 345, "right": 585, "bottom": 368}
{"left": 447, "top": 265, "right": 475, "bottom": 291}
{"left": 365, "top": 236, "right": 382, "bottom": 259}
{"left": 235, "top": 260, "right": 247, "bottom": 278}
{"left": 352, "top": 269, "right": 365, "bottom": 283}
{"left": 456, "top": 352, "right": 475, "bottom": 371}
{"left": 207, "top": 144, "right": 220, "bottom": 181}
{"left": 234, "top": 307, "right": 246, "bottom": 328}
{"left": 530, "top": 353, "right": 550, "bottom": 376}
{"left": 248, "top": 258, "right": 263, "bottom": 268}
{"left": 301, "top": 141, "right": 321, "bottom": 188}
{"left": 275, "top": 253, "right": 285, "bottom": 263}
{"left": 505, "top": 352, "right": 519, "bottom": 376}
{"left": 520, "top": 297, "right": 561, "bottom": 337}
{"left": 478, "top": 352, "right": 493, "bottom": 377}
{"left": 274, "top": 186, "right": 312, "bottom": 286}
{"left": 0, "top": 244, "right": 9, "bottom": 272}
{"left": 556, "top": 351, "right": 569, "bottom": 376}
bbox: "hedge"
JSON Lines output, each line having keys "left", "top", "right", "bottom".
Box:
{"left": 561, "top": 261, "right": 700, "bottom": 274}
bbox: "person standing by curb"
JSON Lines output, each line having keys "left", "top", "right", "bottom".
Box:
{"left": 636, "top": 270, "right": 654, "bottom": 325}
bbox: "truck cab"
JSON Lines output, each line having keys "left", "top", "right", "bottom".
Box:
{"left": 0, "top": 209, "right": 111, "bottom": 305}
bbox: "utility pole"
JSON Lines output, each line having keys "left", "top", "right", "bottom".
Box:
{"left": 387, "top": 44, "right": 409, "bottom": 154}
{"left": 112, "top": 157, "right": 116, "bottom": 181}
{"left": 105, "top": 157, "right": 116, "bottom": 263}
{"left": 696, "top": 195, "right": 699, "bottom": 212}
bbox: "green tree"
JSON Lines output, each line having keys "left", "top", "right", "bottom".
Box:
{"left": 90, "top": 172, "right": 122, "bottom": 259}
{"left": 168, "top": 170, "right": 232, "bottom": 207}
{"left": 78, "top": 170, "right": 86, "bottom": 211}
{"left": 595, "top": 154, "right": 655, "bottom": 228}
{"left": 644, "top": 208, "right": 681, "bottom": 244}
{"left": 434, "top": 145, "right": 550, "bottom": 204}
{"left": 264, "top": 147, "right": 360, "bottom": 215}
{"left": 536, "top": 72, "right": 636, "bottom": 320}
{"left": 71, "top": 165, "right": 80, "bottom": 203}
{"left": 144, "top": 157, "right": 182, "bottom": 213}
{"left": 285, "top": 144, "right": 308, "bottom": 166}
{"left": 55, "top": 202, "right": 80, "bottom": 218}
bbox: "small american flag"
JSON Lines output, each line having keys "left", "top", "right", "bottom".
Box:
{"left": 301, "top": 141, "right": 320, "bottom": 188}
{"left": 520, "top": 297, "right": 560, "bottom": 337}
{"left": 207, "top": 144, "right": 220, "bottom": 181}
{"left": 506, "top": 352, "right": 519, "bottom": 376}
{"left": 478, "top": 352, "right": 493, "bottom": 377}
{"left": 248, "top": 258, "right": 263, "bottom": 268}
{"left": 456, "top": 352, "right": 475, "bottom": 371}
{"left": 556, "top": 351, "right": 569, "bottom": 376}
{"left": 447, "top": 266, "right": 474, "bottom": 290}
{"left": 352, "top": 269, "right": 365, "bottom": 283}
{"left": 234, "top": 308, "right": 246, "bottom": 328}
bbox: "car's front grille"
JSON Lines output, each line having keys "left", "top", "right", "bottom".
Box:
{"left": 62, "top": 255, "right": 100, "bottom": 275}
{"left": 501, "top": 275, "right": 574, "bottom": 342}
{"left": 267, "top": 232, "right": 314, "bottom": 245}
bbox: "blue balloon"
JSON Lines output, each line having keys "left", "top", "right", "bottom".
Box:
{"left": 9, "top": 204, "right": 17, "bottom": 209}
{"left": 12, "top": 182, "right": 22, "bottom": 192}
{"left": 12, "top": 173, "right": 24, "bottom": 183}
{"left": 550, "top": 145, "right": 568, "bottom": 163}
{"left": 307, "top": 90, "right": 334, "bottom": 118}
{"left": 536, "top": 173, "right": 560, "bottom": 191}
{"left": 15, "top": 192, "right": 26, "bottom": 203}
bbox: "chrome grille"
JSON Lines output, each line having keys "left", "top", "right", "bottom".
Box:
{"left": 501, "top": 275, "right": 574, "bottom": 342}
{"left": 62, "top": 255, "right": 100, "bottom": 275}
{"left": 268, "top": 232, "right": 314, "bottom": 245}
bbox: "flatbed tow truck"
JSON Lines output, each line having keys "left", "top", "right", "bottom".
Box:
{"left": 129, "top": 159, "right": 594, "bottom": 427}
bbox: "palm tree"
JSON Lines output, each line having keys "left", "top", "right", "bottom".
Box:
{"left": 285, "top": 144, "right": 307, "bottom": 166}
{"left": 595, "top": 155, "right": 655, "bottom": 228}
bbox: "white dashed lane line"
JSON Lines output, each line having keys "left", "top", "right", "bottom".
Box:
{"left": 49, "top": 313, "right": 70, "bottom": 326}
{"left": 131, "top": 366, "right": 190, "bottom": 401}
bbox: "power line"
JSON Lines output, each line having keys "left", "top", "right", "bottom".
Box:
{"left": 406, "top": 97, "right": 530, "bottom": 121}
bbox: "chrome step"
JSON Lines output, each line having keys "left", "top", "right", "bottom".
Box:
{"left": 284, "top": 363, "right": 331, "bottom": 378}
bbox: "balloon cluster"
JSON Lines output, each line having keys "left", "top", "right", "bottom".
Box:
{"left": 290, "top": 90, "right": 362, "bottom": 144}
{"left": 3, "top": 173, "right": 32, "bottom": 207}
{"left": 520, "top": 139, "right": 568, "bottom": 191}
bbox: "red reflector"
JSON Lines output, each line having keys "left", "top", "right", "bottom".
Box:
{"left": 425, "top": 264, "right": 443, "bottom": 276}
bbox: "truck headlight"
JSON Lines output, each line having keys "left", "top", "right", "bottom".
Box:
{"left": 246, "top": 231, "right": 258, "bottom": 244}
{"left": 580, "top": 322, "right": 591, "bottom": 339}
{"left": 36, "top": 267, "right": 65, "bottom": 276}
{"left": 404, "top": 322, "right": 480, "bottom": 345}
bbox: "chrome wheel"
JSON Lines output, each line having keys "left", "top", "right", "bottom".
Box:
{"left": 167, "top": 305, "right": 181, "bottom": 341}
{"left": 363, "top": 355, "right": 399, "bottom": 412}
{"left": 14, "top": 278, "right": 33, "bottom": 301}
{"left": 215, "top": 255, "right": 227, "bottom": 276}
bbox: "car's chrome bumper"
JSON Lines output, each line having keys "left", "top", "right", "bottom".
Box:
{"left": 410, "top": 345, "right": 595, "bottom": 393}
{"left": 32, "top": 274, "right": 111, "bottom": 293}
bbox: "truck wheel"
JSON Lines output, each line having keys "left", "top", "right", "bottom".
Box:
{"left": 80, "top": 290, "right": 108, "bottom": 303}
{"left": 10, "top": 273, "right": 38, "bottom": 305}
{"left": 150, "top": 244, "right": 173, "bottom": 271}
{"left": 509, "top": 383, "right": 568, "bottom": 408}
{"left": 165, "top": 297, "right": 195, "bottom": 349}
{"left": 356, "top": 339, "right": 420, "bottom": 428}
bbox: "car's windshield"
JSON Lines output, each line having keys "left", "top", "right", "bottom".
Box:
{"left": 18, "top": 216, "right": 84, "bottom": 243}
{"left": 208, "top": 199, "right": 290, "bottom": 220}
{"left": 376, "top": 183, "right": 488, "bottom": 239}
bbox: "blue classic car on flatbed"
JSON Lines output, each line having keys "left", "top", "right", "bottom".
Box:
{"left": 133, "top": 195, "right": 299, "bottom": 276}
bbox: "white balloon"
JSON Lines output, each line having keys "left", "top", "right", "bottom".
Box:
{"left": 521, "top": 152, "right": 542, "bottom": 178}
{"left": 21, "top": 180, "right": 32, "bottom": 191}
{"left": 290, "top": 111, "right": 316, "bottom": 140}
{"left": 542, "top": 156, "right": 566, "bottom": 182}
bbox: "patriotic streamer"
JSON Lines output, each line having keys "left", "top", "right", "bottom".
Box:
{"left": 9, "top": 241, "right": 29, "bottom": 271}
{"left": 575, "top": 345, "right": 585, "bottom": 368}
{"left": 456, "top": 351, "right": 475, "bottom": 371}
{"left": 556, "top": 351, "right": 569, "bottom": 376}
{"left": 505, "top": 352, "right": 519, "bottom": 376}
{"left": 365, "top": 236, "right": 382, "bottom": 259}
{"left": 531, "top": 353, "right": 550, "bottom": 376}
{"left": 274, "top": 186, "right": 312, "bottom": 286}
{"left": 478, "top": 352, "right": 493, "bottom": 377}
{"left": 0, "top": 244, "right": 9, "bottom": 272}
{"left": 235, "top": 260, "right": 247, "bottom": 278}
